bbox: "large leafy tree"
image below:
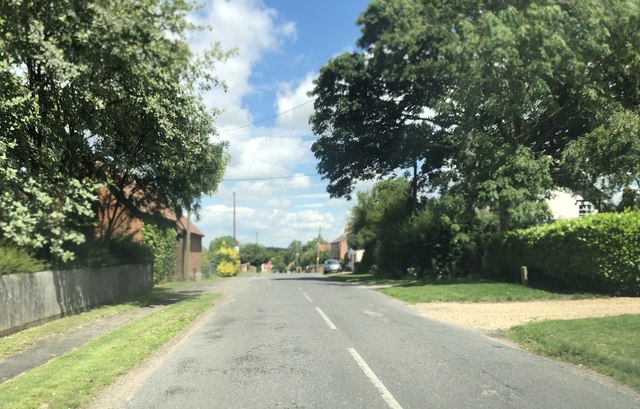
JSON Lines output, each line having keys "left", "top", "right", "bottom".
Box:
{"left": 0, "top": 0, "right": 230, "bottom": 256}
{"left": 310, "top": 0, "right": 640, "bottom": 228}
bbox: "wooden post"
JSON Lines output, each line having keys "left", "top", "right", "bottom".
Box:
{"left": 520, "top": 266, "right": 529, "bottom": 286}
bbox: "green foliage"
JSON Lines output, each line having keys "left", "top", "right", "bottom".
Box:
{"left": 0, "top": 140, "right": 97, "bottom": 262}
{"left": 1, "top": 0, "right": 230, "bottom": 250}
{"left": 310, "top": 0, "right": 640, "bottom": 226}
{"left": 142, "top": 222, "right": 177, "bottom": 284}
{"left": 59, "top": 236, "right": 153, "bottom": 270}
{"left": 208, "top": 236, "right": 239, "bottom": 253}
{"left": 0, "top": 240, "right": 47, "bottom": 275}
{"left": 297, "top": 237, "right": 330, "bottom": 269}
{"left": 486, "top": 211, "right": 640, "bottom": 295}
{"left": 214, "top": 246, "right": 239, "bottom": 277}
{"left": 239, "top": 243, "right": 270, "bottom": 267}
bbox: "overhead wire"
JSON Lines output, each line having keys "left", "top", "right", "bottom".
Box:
{"left": 221, "top": 99, "right": 314, "bottom": 132}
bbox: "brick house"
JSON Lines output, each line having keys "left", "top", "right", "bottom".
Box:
{"left": 97, "top": 187, "right": 205, "bottom": 280}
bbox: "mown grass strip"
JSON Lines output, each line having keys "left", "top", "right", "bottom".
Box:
{"left": 379, "top": 281, "right": 597, "bottom": 303}
{"left": 0, "top": 292, "right": 218, "bottom": 409}
{"left": 0, "top": 304, "right": 137, "bottom": 362}
{"left": 505, "top": 314, "right": 640, "bottom": 391}
{"left": 0, "top": 284, "right": 196, "bottom": 362}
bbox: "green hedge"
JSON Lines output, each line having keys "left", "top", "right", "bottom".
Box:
{"left": 486, "top": 211, "right": 640, "bottom": 295}
{"left": 0, "top": 241, "right": 47, "bottom": 275}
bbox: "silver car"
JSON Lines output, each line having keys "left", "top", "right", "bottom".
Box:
{"left": 323, "top": 259, "right": 342, "bottom": 274}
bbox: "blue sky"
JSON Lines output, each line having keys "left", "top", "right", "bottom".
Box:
{"left": 187, "top": 0, "right": 372, "bottom": 249}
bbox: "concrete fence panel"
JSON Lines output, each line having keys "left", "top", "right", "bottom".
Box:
{"left": 0, "top": 264, "right": 152, "bottom": 336}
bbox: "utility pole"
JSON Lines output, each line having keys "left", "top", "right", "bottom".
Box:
{"left": 315, "top": 226, "right": 321, "bottom": 273}
{"left": 233, "top": 192, "right": 236, "bottom": 242}
{"left": 256, "top": 231, "right": 258, "bottom": 245}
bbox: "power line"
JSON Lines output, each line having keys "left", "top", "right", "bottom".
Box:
{"left": 223, "top": 173, "right": 320, "bottom": 182}
{"left": 222, "top": 99, "right": 314, "bottom": 132}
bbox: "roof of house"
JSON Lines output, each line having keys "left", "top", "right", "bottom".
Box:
{"left": 331, "top": 234, "right": 347, "bottom": 244}
{"left": 161, "top": 209, "right": 205, "bottom": 237}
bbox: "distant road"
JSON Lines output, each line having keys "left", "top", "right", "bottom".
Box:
{"left": 94, "top": 274, "right": 639, "bottom": 408}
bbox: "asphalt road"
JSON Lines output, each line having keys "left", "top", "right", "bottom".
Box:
{"left": 98, "top": 274, "right": 639, "bottom": 409}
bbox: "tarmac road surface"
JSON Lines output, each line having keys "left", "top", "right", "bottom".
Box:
{"left": 91, "top": 273, "right": 640, "bottom": 409}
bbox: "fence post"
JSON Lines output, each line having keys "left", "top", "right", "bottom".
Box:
{"left": 520, "top": 266, "right": 529, "bottom": 286}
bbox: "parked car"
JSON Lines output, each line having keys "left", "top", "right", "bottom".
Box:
{"left": 323, "top": 259, "right": 342, "bottom": 274}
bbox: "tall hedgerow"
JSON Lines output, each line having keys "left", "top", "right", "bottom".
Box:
{"left": 486, "top": 211, "right": 640, "bottom": 295}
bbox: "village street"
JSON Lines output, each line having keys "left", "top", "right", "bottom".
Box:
{"left": 88, "top": 274, "right": 639, "bottom": 409}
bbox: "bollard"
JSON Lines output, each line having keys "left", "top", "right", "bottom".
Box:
{"left": 520, "top": 266, "right": 529, "bottom": 286}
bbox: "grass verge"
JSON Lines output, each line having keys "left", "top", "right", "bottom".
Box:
{"left": 379, "top": 280, "right": 598, "bottom": 303}
{"left": 0, "top": 292, "right": 218, "bottom": 409}
{"left": 0, "top": 304, "right": 138, "bottom": 363}
{"left": 327, "top": 273, "right": 598, "bottom": 303}
{"left": 0, "top": 280, "right": 218, "bottom": 362}
{"left": 505, "top": 314, "right": 640, "bottom": 391}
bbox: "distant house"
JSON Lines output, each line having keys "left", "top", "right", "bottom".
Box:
{"left": 547, "top": 190, "right": 598, "bottom": 220}
{"left": 330, "top": 227, "right": 364, "bottom": 271}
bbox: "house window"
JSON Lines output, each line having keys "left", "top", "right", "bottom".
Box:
{"left": 576, "top": 200, "right": 594, "bottom": 217}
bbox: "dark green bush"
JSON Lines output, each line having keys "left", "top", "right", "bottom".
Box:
{"left": 486, "top": 211, "right": 640, "bottom": 295}
{"left": 0, "top": 240, "right": 48, "bottom": 274}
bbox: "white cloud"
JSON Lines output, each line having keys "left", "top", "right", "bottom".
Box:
{"left": 188, "top": 0, "right": 297, "bottom": 128}
{"left": 275, "top": 72, "right": 317, "bottom": 132}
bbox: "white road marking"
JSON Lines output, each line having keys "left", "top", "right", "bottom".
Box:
{"left": 303, "top": 292, "right": 313, "bottom": 303}
{"left": 348, "top": 348, "right": 404, "bottom": 409}
{"left": 315, "top": 307, "right": 337, "bottom": 330}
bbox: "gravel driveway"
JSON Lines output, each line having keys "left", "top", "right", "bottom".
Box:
{"left": 412, "top": 297, "right": 640, "bottom": 333}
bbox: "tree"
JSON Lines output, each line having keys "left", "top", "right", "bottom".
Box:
{"left": 310, "top": 0, "right": 640, "bottom": 228}
{"left": 0, "top": 0, "right": 230, "bottom": 257}
{"left": 209, "top": 236, "right": 239, "bottom": 253}
{"left": 349, "top": 178, "right": 413, "bottom": 277}
{"left": 298, "top": 237, "right": 330, "bottom": 269}
{"left": 240, "top": 243, "right": 270, "bottom": 267}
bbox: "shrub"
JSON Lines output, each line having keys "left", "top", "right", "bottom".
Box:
{"left": 214, "top": 246, "right": 239, "bottom": 277}
{"left": 486, "top": 211, "right": 640, "bottom": 295}
{"left": 0, "top": 240, "right": 47, "bottom": 275}
{"left": 142, "top": 222, "right": 177, "bottom": 284}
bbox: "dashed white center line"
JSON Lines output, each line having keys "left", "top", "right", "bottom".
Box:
{"left": 348, "top": 348, "right": 404, "bottom": 409}
{"left": 302, "top": 292, "right": 313, "bottom": 303}
{"left": 315, "top": 307, "right": 337, "bottom": 330}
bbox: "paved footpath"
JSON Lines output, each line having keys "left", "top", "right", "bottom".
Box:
{"left": 0, "top": 277, "right": 241, "bottom": 385}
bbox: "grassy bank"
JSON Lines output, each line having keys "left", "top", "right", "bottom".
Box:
{"left": 329, "top": 274, "right": 596, "bottom": 303}
{"left": 506, "top": 314, "right": 640, "bottom": 391}
{"left": 379, "top": 280, "right": 597, "bottom": 303}
{"left": 0, "top": 292, "right": 218, "bottom": 409}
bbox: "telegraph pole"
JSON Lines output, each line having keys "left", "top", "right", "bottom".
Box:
{"left": 233, "top": 192, "right": 236, "bottom": 242}
{"left": 315, "top": 226, "right": 321, "bottom": 273}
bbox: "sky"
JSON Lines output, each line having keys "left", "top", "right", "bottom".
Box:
{"left": 186, "top": 0, "right": 373, "bottom": 249}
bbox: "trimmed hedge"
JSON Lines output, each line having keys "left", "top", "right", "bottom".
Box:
{"left": 0, "top": 241, "right": 47, "bottom": 275}
{"left": 486, "top": 211, "right": 640, "bottom": 295}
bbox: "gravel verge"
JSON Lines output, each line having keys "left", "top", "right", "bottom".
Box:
{"left": 411, "top": 297, "right": 640, "bottom": 333}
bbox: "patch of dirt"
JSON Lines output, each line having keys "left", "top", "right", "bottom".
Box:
{"left": 411, "top": 297, "right": 640, "bottom": 333}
